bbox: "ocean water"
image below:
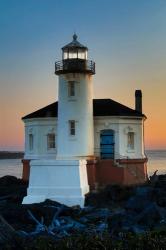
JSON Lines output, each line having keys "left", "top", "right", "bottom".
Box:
{"left": 146, "top": 150, "right": 166, "bottom": 176}
{"left": 0, "top": 150, "right": 165, "bottom": 178}
{"left": 0, "top": 159, "right": 22, "bottom": 178}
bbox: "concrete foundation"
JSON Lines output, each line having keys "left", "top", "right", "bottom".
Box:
{"left": 22, "top": 159, "right": 89, "bottom": 207}
{"left": 23, "top": 157, "right": 148, "bottom": 190}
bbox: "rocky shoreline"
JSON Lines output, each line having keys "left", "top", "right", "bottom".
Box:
{"left": 0, "top": 174, "right": 166, "bottom": 249}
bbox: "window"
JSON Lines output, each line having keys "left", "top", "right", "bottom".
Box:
{"left": 29, "top": 134, "right": 33, "bottom": 151}
{"left": 63, "top": 52, "right": 68, "bottom": 59}
{"left": 69, "top": 120, "right": 75, "bottom": 136}
{"left": 68, "top": 50, "right": 77, "bottom": 59}
{"left": 68, "top": 81, "right": 75, "bottom": 97}
{"left": 127, "top": 132, "right": 134, "bottom": 150}
{"left": 47, "top": 133, "right": 55, "bottom": 149}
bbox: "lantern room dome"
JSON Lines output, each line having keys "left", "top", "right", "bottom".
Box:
{"left": 62, "top": 34, "right": 88, "bottom": 60}
{"left": 62, "top": 34, "right": 88, "bottom": 50}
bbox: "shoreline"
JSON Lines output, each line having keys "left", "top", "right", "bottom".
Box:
{"left": 0, "top": 152, "right": 24, "bottom": 160}
{"left": 0, "top": 174, "right": 166, "bottom": 249}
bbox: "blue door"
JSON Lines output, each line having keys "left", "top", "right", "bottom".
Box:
{"left": 100, "top": 130, "right": 114, "bottom": 159}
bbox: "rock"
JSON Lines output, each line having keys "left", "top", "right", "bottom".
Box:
{"left": 85, "top": 185, "right": 134, "bottom": 207}
{"left": 0, "top": 173, "right": 166, "bottom": 245}
{"left": 129, "top": 225, "right": 146, "bottom": 234}
{"left": 96, "top": 222, "right": 108, "bottom": 232}
{"left": 125, "top": 195, "right": 151, "bottom": 212}
{"left": 0, "top": 215, "right": 19, "bottom": 245}
{"left": 135, "top": 186, "right": 154, "bottom": 197}
{"left": 134, "top": 202, "right": 164, "bottom": 227}
{"left": 108, "top": 212, "right": 124, "bottom": 232}
{"left": 156, "top": 191, "right": 166, "bottom": 207}
{"left": 149, "top": 170, "right": 159, "bottom": 184}
{"left": 156, "top": 175, "right": 166, "bottom": 188}
{"left": 0, "top": 175, "right": 23, "bottom": 186}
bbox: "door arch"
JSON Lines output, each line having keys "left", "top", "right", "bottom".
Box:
{"left": 100, "top": 129, "right": 115, "bottom": 159}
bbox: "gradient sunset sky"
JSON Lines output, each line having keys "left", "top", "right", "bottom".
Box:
{"left": 0, "top": 0, "right": 166, "bottom": 151}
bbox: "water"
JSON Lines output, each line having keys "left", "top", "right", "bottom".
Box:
{"left": 0, "top": 159, "right": 22, "bottom": 178}
{"left": 146, "top": 150, "right": 166, "bottom": 176}
{"left": 0, "top": 150, "right": 165, "bottom": 178}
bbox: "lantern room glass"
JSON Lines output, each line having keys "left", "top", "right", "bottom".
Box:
{"left": 63, "top": 48, "right": 87, "bottom": 60}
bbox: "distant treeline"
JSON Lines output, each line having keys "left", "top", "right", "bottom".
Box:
{"left": 0, "top": 151, "right": 24, "bottom": 159}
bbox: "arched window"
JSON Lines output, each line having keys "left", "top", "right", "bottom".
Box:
{"left": 47, "top": 133, "right": 55, "bottom": 149}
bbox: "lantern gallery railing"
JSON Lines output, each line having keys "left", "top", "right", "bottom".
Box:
{"left": 55, "top": 59, "right": 95, "bottom": 75}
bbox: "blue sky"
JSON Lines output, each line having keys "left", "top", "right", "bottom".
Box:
{"left": 0, "top": 0, "right": 166, "bottom": 150}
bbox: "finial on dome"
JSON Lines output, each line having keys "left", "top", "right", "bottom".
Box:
{"left": 73, "top": 33, "right": 78, "bottom": 41}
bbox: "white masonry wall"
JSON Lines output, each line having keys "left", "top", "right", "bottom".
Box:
{"left": 23, "top": 116, "right": 145, "bottom": 160}
{"left": 22, "top": 159, "right": 89, "bottom": 207}
{"left": 94, "top": 116, "right": 145, "bottom": 159}
{"left": 57, "top": 73, "right": 94, "bottom": 158}
{"left": 24, "top": 118, "right": 57, "bottom": 160}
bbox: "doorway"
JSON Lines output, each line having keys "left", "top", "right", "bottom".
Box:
{"left": 100, "top": 130, "right": 115, "bottom": 159}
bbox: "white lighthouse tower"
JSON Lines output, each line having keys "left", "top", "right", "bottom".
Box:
{"left": 23, "top": 35, "right": 95, "bottom": 207}
{"left": 56, "top": 34, "right": 95, "bottom": 158}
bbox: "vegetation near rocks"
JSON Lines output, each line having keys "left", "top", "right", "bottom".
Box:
{"left": 0, "top": 174, "right": 166, "bottom": 249}
{"left": 1, "top": 231, "right": 166, "bottom": 250}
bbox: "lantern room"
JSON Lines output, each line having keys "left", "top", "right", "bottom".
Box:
{"left": 55, "top": 34, "right": 95, "bottom": 75}
{"left": 62, "top": 34, "right": 88, "bottom": 60}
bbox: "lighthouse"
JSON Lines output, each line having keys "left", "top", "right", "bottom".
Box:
{"left": 55, "top": 34, "right": 95, "bottom": 158}
{"left": 22, "top": 35, "right": 95, "bottom": 207}
{"left": 22, "top": 35, "right": 148, "bottom": 207}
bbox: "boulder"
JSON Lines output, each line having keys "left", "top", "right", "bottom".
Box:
{"left": 134, "top": 202, "right": 164, "bottom": 227}
{"left": 125, "top": 195, "right": 151, "bottom": 212}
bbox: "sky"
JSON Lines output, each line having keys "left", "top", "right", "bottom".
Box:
{"left": 0, "top": 0, "right": 166, "bottom": 151}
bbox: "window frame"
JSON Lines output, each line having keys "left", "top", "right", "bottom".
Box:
{"left": 47, "top": 133, "right": 55, "bottom": 150}
{"left": 127, "top": 132, "right": 135, "bottom": 150}
{"left": 69, "top": 120, "right": 75, "bottom": 136}
{"left": 68, "top": 81, "right": 75, "bottom": 97}
{"left": 29, "top": 134, "right": 33, "bottom": 151}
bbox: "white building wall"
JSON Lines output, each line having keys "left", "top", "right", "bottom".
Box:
{"left": 24, "top": 116, "right": 145, "bottom": 160}
{"left": 93, "top": 117, "right": 119, "bottom": 158}
{"left": 118, "top": 118, "right": 145, "bottom": 159}
{"left": 24, "top": 118, "right": 57, "bottom": 159}
{"left": 57, "top": 73, "right": 94, "bottom": 158}
{"left": 93, "top": 116, "right": 145, "bottom": 159}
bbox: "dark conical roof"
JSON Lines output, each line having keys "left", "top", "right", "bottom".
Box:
{"left": 62, "top": 34, "right": 88, "bottom": 50}
{"left": 22, "top": 99, "right": 146, "bottom": 120}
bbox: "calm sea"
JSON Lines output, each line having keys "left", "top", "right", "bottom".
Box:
{"left": 0, "top": 150, "right": 165, "bottom": 178}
